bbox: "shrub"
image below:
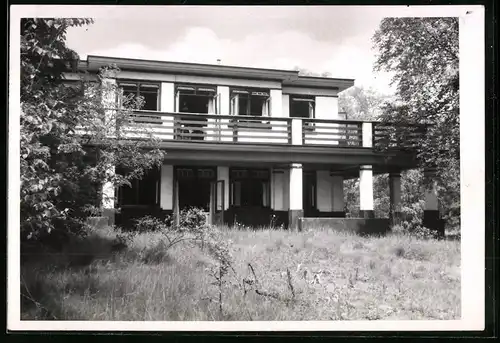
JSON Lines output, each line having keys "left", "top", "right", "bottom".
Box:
{"left": 134, "top": 216, "right": 167, "bottom": 233}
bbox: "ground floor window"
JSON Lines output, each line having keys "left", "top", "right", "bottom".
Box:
{"left": 117, "top": 167, "right": 160, "bottom": 207}
{"left": 176, "top": 166, "right": 216, "bottom": 211}
{"left": 230, "top": 168, "right": 270, "bottom": 207}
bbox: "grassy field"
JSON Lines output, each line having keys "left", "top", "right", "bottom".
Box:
{"left": 21, "top": 225, "right": 461, "bottom": 321}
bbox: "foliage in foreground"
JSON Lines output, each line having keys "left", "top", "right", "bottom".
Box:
{"left": 20, "top": 18, "right": 164, "bottom": 242}
{"left": 21, "top": 214, "right": 460, "bottom": 321}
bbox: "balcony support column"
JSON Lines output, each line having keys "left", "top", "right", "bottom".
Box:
{"left": 289, "top": 163, "right": 304, "bottom": 231}
{"left": 423, "top": 168, "right": 445, "bottom": 236}
{"left": 101, "top": 165, "right": 116, "bottom": 226}
{"left": 359, "top": 165, "right": 374, "bottom": 218}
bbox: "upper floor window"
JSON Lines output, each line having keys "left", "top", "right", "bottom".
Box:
{"left": 119, "top": 81, "right": 160, "bottom": 111}
{"left": 290, "top": 95, "right": 315, "bottom": 118}
{"left": 230, "top": 89, "right": 270, "bottom": 116}
{"left": 176, "top": 84, "right": 218, "bottom": 114}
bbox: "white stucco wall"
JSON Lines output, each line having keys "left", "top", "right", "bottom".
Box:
{"left": 270, "top": 89, "right": 283, "bottom": 118}
{"left": 117, "top": 70, "right": 282, "bottom": 89}
{"left": 160, "top": 82, "right": 175, "bottom": 112}
{"left": 282, "top": 94, "right": 290, "bottom": 118}
{"left": 160, "top": 164, "right": 173, "bottom": 210}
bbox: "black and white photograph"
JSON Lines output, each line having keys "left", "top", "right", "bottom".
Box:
{"left": 8, "top": 4, "right": 485, "bottom": 331}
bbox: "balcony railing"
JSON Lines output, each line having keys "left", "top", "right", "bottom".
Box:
{"left": 111, "top": 110, "right": 425, "bottom": 149}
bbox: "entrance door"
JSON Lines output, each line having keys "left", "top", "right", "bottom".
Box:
{"left": 210, "top": 180, "right": 225, "bottom": 226}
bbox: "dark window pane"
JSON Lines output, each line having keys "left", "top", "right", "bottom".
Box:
{"left": 238, "top": 96, "right": 249, "bottom": 115}
{"left": 250, "top": 97, "right": 264, "bottom": 116}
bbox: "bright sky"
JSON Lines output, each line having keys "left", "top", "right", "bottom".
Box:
{"left": 61, "top": 5, "right": 471, "bottom": 95}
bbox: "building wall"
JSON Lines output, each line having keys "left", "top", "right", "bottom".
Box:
{"left": 160, "top": 82, "right": 175, "bottom": 112}
{"left": 282, "top": 94, "right": 290, "bottom": 118}
{"left": 116, "top": 70, "right": 282, "bottom": 89}
{"left": 270, "top": 89, "right": 283, "bottom": 118}
{"left": 282, "top": 86, "right": 339, "bottom": 97}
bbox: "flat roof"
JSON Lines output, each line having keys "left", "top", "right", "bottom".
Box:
{"left": 81, "top": 55, "right": 355, "bottom": 91}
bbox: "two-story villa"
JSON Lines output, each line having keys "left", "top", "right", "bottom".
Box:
{"left": 72, "top": 55, "right": 443, "bottom": 235}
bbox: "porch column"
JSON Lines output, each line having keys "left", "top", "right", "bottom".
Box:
{"left": 101, "top": 166, "right": 115, "bottom": 226}
{"left": 389, "top": 171, "right": 402, "bottom": 225}
{"left": 160, "top": 164, "right": 174, "bottom": 211}
{"left": 359, "top": 165, "right": 374, "bottom": 218}
{"left": 423, "top": 168, "right": 444, "bottom": 236}
{"left": 289, "top": 163, "right": 303, "bottom": 231}
{"left": 331, "top": 172, "right": 345, "bottom": 217}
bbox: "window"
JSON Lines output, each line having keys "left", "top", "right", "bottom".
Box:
{"left": 230, "top": 89, "right": 270, "bottom": 116}
{"left": 119, "top": 82, "right": 160, "bottom": 111}
{"left": 175, "top": 85, "right": 218, "bottom": 114}
{"left": 290, "top": 96, "right": 315, "bottom": 118}
{"left": 117, "top": 167, "right": 160, "bottom": 207}
{"left": 230, "top": 169, "right": 270, "bottom": 207}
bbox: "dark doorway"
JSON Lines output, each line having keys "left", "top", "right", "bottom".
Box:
{"left": 303, "top": 171, "right": 316, "bottom": 217}
{"left": 176, "top": 167, "right": 216, "bottom": 212}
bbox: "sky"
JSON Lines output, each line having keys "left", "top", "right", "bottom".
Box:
{"left": 62, "top": 6, "right": 470, "bottom": 95}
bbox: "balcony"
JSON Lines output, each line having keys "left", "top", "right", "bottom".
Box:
{"left": 117, "top": 111, "right": 426, "bottom": 151}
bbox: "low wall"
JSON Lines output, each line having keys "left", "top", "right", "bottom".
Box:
{"left": 300, "top": 217, "right": 391, "bottom": 236}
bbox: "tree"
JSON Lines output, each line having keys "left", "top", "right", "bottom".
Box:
{"left": 372, "top": 18, "right": 460, "bottom": 230}
{"left": 372, "top": 17, "right": 459, "bottom": 166}
{"left": 339, "top": 85, "right": 392, "bottom": 120}
{"left": 20, "top": 18, "right": 165, "bottom": 242}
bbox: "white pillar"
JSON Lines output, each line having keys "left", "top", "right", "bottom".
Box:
{"left": 282, "top": 94, "right": 290, "bottom": 118}
{"left": 362, "top": 122, "right": 373, "bottom": 148}
{"left": 160, "top": 82, "right": 175, "bottom": 140}
{"left": 160, "top": 164, "right": 173, "bottom": 210}
{"left": 217, "top": 166, "right": 230, "bottom": 210}
{"left": 289, "top": 164, "right": 303, "bottom": 210}
{"left": 217, "top": 86, "right": 231, "bottom": 142}
{"left": 102, "top": 78, "right": 117, "bottom": 137}
{"left": 102, "top": 166, "right": 115, "bottom": 209}
{"left": 291, "top": 119, "right": 303, "bottom": 145}
{"left": 270, "top": 89, "right": 283, "bottom": 118}
{"left": 289, "top": 163, "right": 303, "bottom": 230}
{"left": 359, "top": 165, "right": 374, "bottom": 217}
{"left": 101, "top": 165, "right": 115, "bottom": 225}
{"left": 331, "top": 174, "right": 344, "bottom": 213}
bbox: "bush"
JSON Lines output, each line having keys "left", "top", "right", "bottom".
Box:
{"left": 134, "top": 216, "right": 167, "bottom": 233}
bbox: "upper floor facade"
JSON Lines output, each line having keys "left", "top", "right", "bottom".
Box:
{"left": 67, "top": 55, "right": 425, "bottom": 175}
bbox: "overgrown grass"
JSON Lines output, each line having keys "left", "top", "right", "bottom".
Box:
{"left": 21, "top": 225, "right": 460, "bottom": 321}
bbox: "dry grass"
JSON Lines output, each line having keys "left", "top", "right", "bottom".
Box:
{"left": 21, "top": 225, "right": 461, "bottom": 321}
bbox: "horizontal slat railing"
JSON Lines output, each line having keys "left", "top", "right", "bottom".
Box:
{"left": 302, "top": 119, "right": 363, "bottom": 147}
{"left": 104, "top": 110, "right": 425, "bottom": 150}
{"left": 372, "top": 122, "right": 427, "bottom": 149}
{"left": 122, "top": 111, "right": 292, "bottom": 144}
